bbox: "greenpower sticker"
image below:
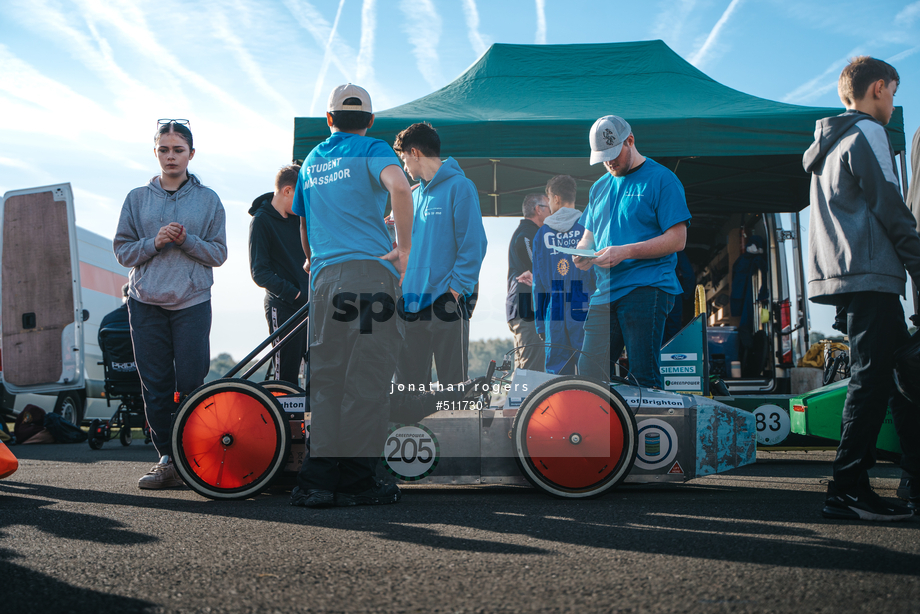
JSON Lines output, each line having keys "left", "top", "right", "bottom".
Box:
{"left": 663, "top": 376, "right": 701, "bottom": 391}
{"left": 381, "top": 423, "right": 440, "bottom": 481}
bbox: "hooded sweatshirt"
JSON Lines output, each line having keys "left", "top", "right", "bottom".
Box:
{"left": 802, "top": 110, "right": 920, "bottom": 303}
{"left": 532, "top": 207, "right": 595, "bottom": 336}
{"left": 401, "top": 157, "right": 488, "bottom": 312}
{"left": 248, "top": 192, "right": 309, "bottom": 306}
{"left": 114, "top": 175, "right": 227, "bottom": 310}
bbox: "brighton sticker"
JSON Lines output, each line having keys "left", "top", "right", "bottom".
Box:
{"left": 660, "top": 365, "right": 696, "bottom": 375}
{"left": 381, "top": 423, "right": 440, "bottom": 481}
{"left": 620, "top": 394, "right": 685, "bottom": 409}
{"left": 634, "top": 419, "right": 679, "bottom": 470}
{"left": 663, "top": 377, "right": 701, "bottom": 391}
{"left": 661, "top": 353, "right": 698, "bottom": 362}
{"left": 753, "top": 404, "right": 791, "bottom": 446}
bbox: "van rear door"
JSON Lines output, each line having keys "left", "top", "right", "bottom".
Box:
{"left": 1, "top": 183, "right": 85, "bottom": 394}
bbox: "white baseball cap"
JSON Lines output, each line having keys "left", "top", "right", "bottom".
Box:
{"left": 589, "top": 115, "right": 632, "bottom": 165}
{"left": 327, "top": 83, "right": 372, "bottom": 113}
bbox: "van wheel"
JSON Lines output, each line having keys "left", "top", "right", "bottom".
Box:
{"left": 54, "top": 391, "right": 84, "bottom": 426}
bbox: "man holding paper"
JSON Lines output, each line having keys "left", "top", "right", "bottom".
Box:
{"left": 573, "top": 115, "right": 691, "bottom": 388}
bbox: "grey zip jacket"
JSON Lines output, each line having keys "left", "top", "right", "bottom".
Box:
{"left": 114, "top": 175, "right": 228, "bottom": 310}
{"left": 802, "top": 110, "right": 920, "bottom": 303}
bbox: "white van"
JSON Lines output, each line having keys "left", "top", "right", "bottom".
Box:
{"left": 1, "top": 183, "right": 129, "bottom": 425}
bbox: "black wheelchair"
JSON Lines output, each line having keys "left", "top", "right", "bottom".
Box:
{"left": 90, "top": 327, "right": 151, "bottom": 449}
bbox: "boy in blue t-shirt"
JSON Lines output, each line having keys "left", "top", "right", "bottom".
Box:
{"left": 290, "top": 84, "right": 414, "bottom": 509}
{"left": 573, "top": 115, "right": 691, "bottom": 388}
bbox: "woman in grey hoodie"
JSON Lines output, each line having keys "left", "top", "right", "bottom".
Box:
{"left": 114, "top": 120, "right": 228, "bottom": 490}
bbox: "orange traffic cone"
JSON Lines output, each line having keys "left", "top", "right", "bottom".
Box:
{"left": 0, "top": 440, "right": 18, "bottom": 479}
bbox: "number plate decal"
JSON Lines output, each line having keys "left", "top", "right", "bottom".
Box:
{"left": 381, "top": 424, "right": 440, "bottom": 481}
{"left": 752, "top": 404, "right": 790, "bottom": 445}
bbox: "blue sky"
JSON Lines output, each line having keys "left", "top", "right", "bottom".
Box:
{"left": 1, "top": 0, "right": 919, "bottom": 360}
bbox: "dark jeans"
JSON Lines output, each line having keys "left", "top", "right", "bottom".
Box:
{"left": 833, "top": 292, "right": 920, "bottom": 489}
{"left": 396, "top": 295, "right": 470, "bottom": 386}
{"left": 264, "top": 297, "right": 307, "bottom": 387}
{"left": 297, "top": 260, "right": 403, "bottom": 494}
{"left": 128, "top": 298, "right": 211, "bottom": 458}
{"left": 578, "top": 287, "right": 674, "bottom": 388}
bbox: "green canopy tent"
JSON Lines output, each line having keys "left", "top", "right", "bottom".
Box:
{"left": 293, "top": 40, "right": 907, "bottom": 218}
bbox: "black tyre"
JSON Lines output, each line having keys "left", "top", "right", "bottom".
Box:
{"left": 120, "top": 426, "right": 133, "bottom": 446}
{"left": 88, "top": 419, "right": 105, "bottom": 450}
{"left": 259, "top": 380, "right": 305, "bottom": 397}
{"left": 172, "top": 378, "right": 291, "bottom": 500}
{"left": 54, "top": 390, "right": 84, "bottom": 426}
{"left": 512, "top": 376, "right": 638, "bottom": 499}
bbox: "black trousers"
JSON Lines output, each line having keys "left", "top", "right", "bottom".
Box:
{"left": 263, "top": 297, "right": 307, "bottom": 387}
{"left": 128, "top": 299, "right": 211, "bottom": 458}
{"left": 395, "top": 294, "right": 470, "bottom": 387}
{"left": 297, "top": 260, "right": 403, "bottom": 493}
{"left": 833, "top": 292, "right": 920, "bottom": 489}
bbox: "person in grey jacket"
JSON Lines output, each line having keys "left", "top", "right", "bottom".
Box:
{"left": 114, "top": 120, "right": 228, "bottom": 490}
{"left": 803, "top": 56, "right": 919, "bottom": 520}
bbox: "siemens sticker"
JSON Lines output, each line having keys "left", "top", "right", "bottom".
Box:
{"left": 660, "top": 366, "right": 696, "bottom": 375}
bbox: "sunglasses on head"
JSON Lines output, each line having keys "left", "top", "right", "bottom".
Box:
{"left": 157, "top": 118, "right": 190, "bottom": 128}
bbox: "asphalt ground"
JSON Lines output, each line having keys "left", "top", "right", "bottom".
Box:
{"left": 1, "top": 441, "right": 917, "bottom": 614}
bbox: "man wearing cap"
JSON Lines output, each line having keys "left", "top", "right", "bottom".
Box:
{"left": 573, "top": 115, "right": 691, "bottom": 388}
{"left": 291, "top": 83, "right": 414, "bottom": 508}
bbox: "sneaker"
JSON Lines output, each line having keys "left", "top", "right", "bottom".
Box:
{"left": 138, "top": 456, "right": 184, "bottom": 490}
{"left": 822, "top": 480, "right": 913, "bottom": 521}
{"left": 290, "top": 486, "right": 334, "bottom": 508}
{"left": 335, "top": 479, "right": 401, "bottom": 507}
{"left": 897, "top": 476, "right": 919, "bottom": 511}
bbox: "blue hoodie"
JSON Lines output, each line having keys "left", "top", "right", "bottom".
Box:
{"left": 402, "top": 157, "right": 488, "bottom": 311}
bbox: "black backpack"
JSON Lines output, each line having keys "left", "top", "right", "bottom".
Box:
{"left": 43, "top": 412, "right": 88, "bottom": 444}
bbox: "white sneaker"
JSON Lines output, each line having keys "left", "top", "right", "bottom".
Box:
{"left": 138, "top": 456, "right": 184, "bottom": 490}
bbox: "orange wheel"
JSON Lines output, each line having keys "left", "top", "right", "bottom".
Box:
{"left": 512, "top": 376, "right": 637, "bottom": 498}
{"left": 172, "top": 379, "right": 290, "bottom": 500}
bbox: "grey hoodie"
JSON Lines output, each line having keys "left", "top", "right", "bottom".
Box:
{"left": 543, "top": 207, "right": 583, "bottom": 233}
{"left": 114, "top": 175, "right": 228, "bottom": 310}
{"left": 802, "top": 110, "right": 920, "bottom": 303}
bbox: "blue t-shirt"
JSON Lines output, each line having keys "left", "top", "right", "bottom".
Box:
{"left": 582, "top": 158, "right": 691, "bottom": 305}
{"left": 292, "top": 132, "right": 401, "bottom": 285}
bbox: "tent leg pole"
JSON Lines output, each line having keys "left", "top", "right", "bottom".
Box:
{"left": 491, "top": 159, "right": 499, "bottom": 216}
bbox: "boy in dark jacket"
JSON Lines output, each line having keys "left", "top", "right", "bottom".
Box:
{"left": 803, "top": 56, "right": 920, "bottom": 520}
{"left": 249, "top": 164, "right": 310, "bottom": 386}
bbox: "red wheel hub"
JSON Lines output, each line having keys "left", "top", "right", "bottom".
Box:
{"left": 180, "top": 391, "right": 281, "bottom": 488}
{"left": 523, "top": 389, "right": 625, "bottom": 489}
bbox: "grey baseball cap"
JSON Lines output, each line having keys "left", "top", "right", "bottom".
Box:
{"left": 327, "top": 83, "right": 372, "bottom": 113}
{"left": 589, "top": 115, "right": 632, "bottom": 165}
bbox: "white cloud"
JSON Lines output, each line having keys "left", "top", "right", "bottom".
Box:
{"left": 887, "top": 44, "right": 920, "bottom": 64}
{"left": 462, "top": 0, "right": 489, "bottom": 57}
{"left": 308, "top": 0, "right": 348, "bottom": 116}
{"left": 356, "top": 0, "right": 377, "bottom": 85}
{"left": 652, "top": 0, "right": 697, "bottom": 50}
{"left": 282, "top": 0, "right": 393, "bottom": 111}
{"left": 781, "top": 54, "right": 854, "bottom": 104}
{"left": 688, "top": 0, "right": 744, "bottom": 68}
{"left": 896, "top": 1, "right": 920, "bottom": 26}
{"left": 212, "top": 0, "right": 296, "bottom": 117}
{"left": 535, "top": 0, "right": 547, "bottom": 44}
{"left": 399, "top": 0, "right": 445, "bottom": 90}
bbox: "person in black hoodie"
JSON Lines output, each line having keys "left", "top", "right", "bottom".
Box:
{"left": 248, "top": 164, "right": 310, "bottom": 386}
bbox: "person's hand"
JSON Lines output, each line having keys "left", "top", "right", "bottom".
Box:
{"left": 303, "top": 258, "right": 311, "bottom": 274}
{"left": 573, "top": 255, "right": 593, "bottom": 271}
{"left": 450, "top": 288, "right": 460, "bottom": 302}
{"left": 516, "top": 271, "right": 533, "bottom": 286}
{"left": 381, "top": 247, "right": 410, "bottom": 285}
{"left": 591, "top": 246, "right": 628, "bottom": 269}
{"left": 172, "top": 223, "right": 187, "bottom": 246}
{"left": 295, "top": 291, "right": 301, "bottom": 300}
